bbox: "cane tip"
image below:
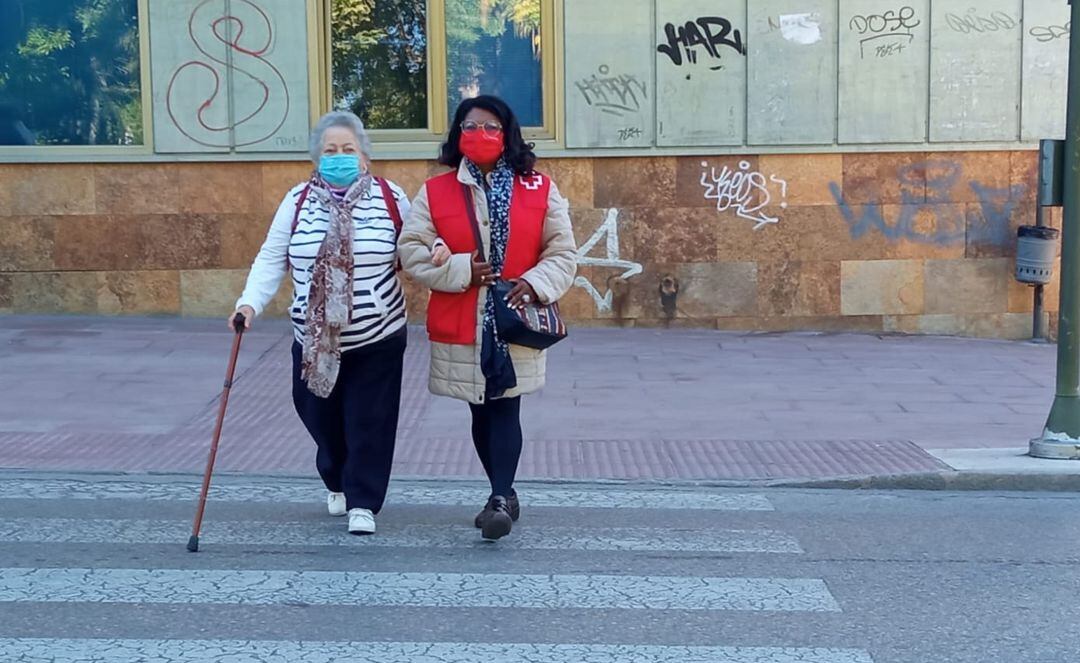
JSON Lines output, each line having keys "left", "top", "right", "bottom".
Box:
{"left": 186, "top": 535, "right": 200, "bottom": 553}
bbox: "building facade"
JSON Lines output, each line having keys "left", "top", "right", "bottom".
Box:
{"left": 0, "top": 0, "right": 1070, "bottom": 337}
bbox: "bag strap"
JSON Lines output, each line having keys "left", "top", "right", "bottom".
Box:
{"left": 285, "top": 183, "right": 313, "bottom": 269}
{"left": 460, "top": 183, "right": 487, "bottom": 263}
{"left": 376, "top": 177, "right": 404, "bottom": 238}
{"left": 290, "top": 183, "right": 312, "bottom": 236}
{"left": 289, "top": 179, "right": 404, "bottom": 270}
{"left": 377, "top": 177, "right": 404, "bottom": 271}
{"left": 292, "top": 179, "right": 401, "bottom": 237}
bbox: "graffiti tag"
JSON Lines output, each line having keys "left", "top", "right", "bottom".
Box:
{"left": 830, "top": 160, "right": 1025, "bottom": 246}
{"left": 575, "top": 66, "right": 649, "bottom": 118}
{"left": 657, "top": 17, "right": 747, "bottom": 69}
{"left": 575, "top": 209, "right": 643, "bottom": 313}
{"left": 700, "top": 160, "right": 788, "bottom": 230}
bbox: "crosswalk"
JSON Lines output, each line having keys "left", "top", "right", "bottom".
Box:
{"left": 0, "top": 476, "right": 874, "bottom": 662}
{"left": 0, "top": 640, "right": 875, "bottom": 663}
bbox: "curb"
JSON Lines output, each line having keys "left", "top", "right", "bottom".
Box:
{"left": 774, "top": 471, "right": 1080, "bottom": 492}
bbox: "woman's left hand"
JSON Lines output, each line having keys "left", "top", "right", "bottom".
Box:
{"left": 504, "top": 279, "right": 538, "bottom": 310}
{"left": 431, "top": 243, "right": 452, "bottom": 267}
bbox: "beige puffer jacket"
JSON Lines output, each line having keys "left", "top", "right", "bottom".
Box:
{"left": 398, "top": 163, "right": 577, "bottom": 404}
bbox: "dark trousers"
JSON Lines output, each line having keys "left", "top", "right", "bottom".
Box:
{"left": 292, "top": 332, "right": 405, "bottom": 513}
{"left": 468, "top": 396, "right": 522, "bottom": 498}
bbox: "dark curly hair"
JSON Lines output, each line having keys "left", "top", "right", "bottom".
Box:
{"left": 438, "top": 95, "right": 537, "bottom": 176}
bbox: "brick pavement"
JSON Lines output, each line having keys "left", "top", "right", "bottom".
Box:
{"left": 0, "top": 316, "right": 1058, "bottom": 481}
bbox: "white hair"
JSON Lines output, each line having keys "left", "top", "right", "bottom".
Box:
{"left": 309, "top": 111, "right": 372, "bottom": 163}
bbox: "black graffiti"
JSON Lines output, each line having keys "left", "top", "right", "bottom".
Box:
{"left": 275, "top": 135, "right": 303, "bottom": 148}
{"left": 849, "top": 6, "right": 920, "bottom": 59}
{"left": 575, "top": 66, "right": 648, "bottom": 117}
{"left": 657, "top": 17, "right": 747, "bottom": 69}
{"left": 944, "top": 9, "right": 1017, "bottom": 35}
{"left": 875, "top": 42, "right": 907, "bottom": 58}
{"left": 618, "top": 127, "right": 644, "bottom": 141}
{"left": 849, "top": 6, "right": 921, "bottom": 35}
{"left": 1029, "top": 23, "right": 1070, "bottom": 43}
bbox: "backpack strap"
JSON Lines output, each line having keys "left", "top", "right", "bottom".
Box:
{"left": 285, "top": 183, "right": 312, "bottom": 270}
{"left": 286, "top": 179, "right": 403, "bottom": 270}
{"left": 290, "top": 183, "right": 312, "bottom": 235}
{"left": 377, "top": 177, "right": 403, "bottom": 236}
{"left": 376, "top": 177, "right": 404, "bottom": 271}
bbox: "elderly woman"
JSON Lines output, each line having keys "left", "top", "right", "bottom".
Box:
{"left": 399, "top": 96, "right": 577, "bottom": 541}
{"left": 232, "top": 111, "right": 410, "bottom": 536}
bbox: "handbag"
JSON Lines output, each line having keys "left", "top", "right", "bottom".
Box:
{"left": 461, "top": 183, "right": 567, "bottom": 350}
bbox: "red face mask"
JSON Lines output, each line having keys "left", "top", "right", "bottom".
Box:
{"left": 459, "top": 130, "right": 505, "bottom": 166}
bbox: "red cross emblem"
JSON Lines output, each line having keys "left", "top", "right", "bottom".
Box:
{"left": 519, "top": 175, "right": 544, "bottom": 190}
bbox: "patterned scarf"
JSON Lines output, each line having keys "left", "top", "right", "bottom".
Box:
{"left": 301, "top": 171, "right": 372, "bottom": 398}
{"left": 466, "top": 158, "right": 517, "bottom": 399}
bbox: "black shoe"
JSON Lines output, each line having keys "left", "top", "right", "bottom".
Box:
{"left": 481, "top": 496, "right": 513, "bottom": 541}
{"left": 474, "top": 492, "right": 520, "bottom": 528}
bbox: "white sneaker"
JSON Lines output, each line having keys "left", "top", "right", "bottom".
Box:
{"left": 327, "top": 492, "right": 347, "bottom": 517}
{"left": 347, "top": 508, "right": 376, "bottom": 535}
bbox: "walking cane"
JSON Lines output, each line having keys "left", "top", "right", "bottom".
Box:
{"left": 187, "top": 312, "right": 246, "bottom": 553}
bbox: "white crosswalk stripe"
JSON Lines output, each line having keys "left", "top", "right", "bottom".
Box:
{"left": 0, "top": 568, "right": 840, "bottom": 612}
{"left": 0, "top": 518, "right": 804, "bottom": 553}
{"left": 0, "top": 479, "right": 775, "bottom": 510}
{"left": 0, "top": 639, "right": 875, "bottom": 663}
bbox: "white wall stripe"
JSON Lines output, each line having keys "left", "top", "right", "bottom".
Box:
{"left": 0, "top": 568, "right": 840, "bottom": 612}
{"left": 0, "top": 481, "right": 775, "bottom": 511}
{"left": 0, "top": 640, "right": 875, "bottom": 663}
{"left": 0, "top": 519, "right": 803, "bottom": 554}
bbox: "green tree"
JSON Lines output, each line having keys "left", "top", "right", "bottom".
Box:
{"left": 0, "top": 0, "right": 142, "bottom": 146}
{"left": 445, "top": 0, "right": 542, "bottom": 125}
{"left": 330, "top": 0, "right": 541, "bottom": 130}
{"left": 332, "top": 0, "right": 428, "bottom": 130}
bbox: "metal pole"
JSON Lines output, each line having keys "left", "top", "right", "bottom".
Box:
{"left": 1034, "top": 282, "right": 1046, "bottom": 341}
{"left": 1033, "top": 204, "right": 1046, "bottom": 342}
{"left": 1031, "top": 0, "right": 1080, "bottom": 459}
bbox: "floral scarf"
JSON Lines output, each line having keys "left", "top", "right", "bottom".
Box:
{"left": 301, "top": 171, "right": 372, "bottom": 398}
{"left": 466, "top": 158, "right": 517, "bottom": 399}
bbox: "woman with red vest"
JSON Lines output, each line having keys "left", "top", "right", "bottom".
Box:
{"left": 399, "top": 96, "right": 577, "bottom": 541}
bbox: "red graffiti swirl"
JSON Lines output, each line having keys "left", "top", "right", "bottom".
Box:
{"left": 166, "top": 0, "right": 290, "bottom": 148}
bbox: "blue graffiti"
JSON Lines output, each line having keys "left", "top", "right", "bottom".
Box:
{"left": 830, "top": 159, "right": 1025, "bottom": 247}
{"left": 969, "top": 180, "right": 1026, "bottom": 248}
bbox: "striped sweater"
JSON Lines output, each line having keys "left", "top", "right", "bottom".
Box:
{"left": 237, "top": 179, "right": 411, "bottom": 352}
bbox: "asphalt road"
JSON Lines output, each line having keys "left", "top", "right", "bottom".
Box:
{"left": 0, "top": 472, "right": 1078, "bottom": 662}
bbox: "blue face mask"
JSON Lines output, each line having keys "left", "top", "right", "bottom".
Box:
{"left": 319, "top": 154, "right": 361, "bottom": 187}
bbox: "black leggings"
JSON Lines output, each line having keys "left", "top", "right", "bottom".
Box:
{"left": 469, "top": 396, "right": 522, "bottom": 498}
{"left": 291, "top": 333, "right": 405, "bottom": 513}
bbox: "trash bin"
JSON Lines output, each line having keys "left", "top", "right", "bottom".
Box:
{"left": 1015, "top": 225, "right": 1060, "bottom": 285}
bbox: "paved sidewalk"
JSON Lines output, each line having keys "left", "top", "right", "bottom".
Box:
{"left": 1, "top": 315, "right": 1076, "bottom": 486}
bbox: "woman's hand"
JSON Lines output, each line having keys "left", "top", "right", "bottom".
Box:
{"left": 470, "top": 251, "right": 497, "bottom": 287}
{"left": 504, "top": 280, "right": 538, "bottom": 310}
{"left": 432, "top": 242, "right": 452, "bottom": 267}
{"left": 229, "top": 306, "right": 255, "bottom": 331}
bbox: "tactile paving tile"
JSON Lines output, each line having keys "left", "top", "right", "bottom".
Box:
{"left": 390, "top": 438, "right": 949, "bottom": 481}
{"left": 0, "top": 432, "right": 947, "bottom": 480}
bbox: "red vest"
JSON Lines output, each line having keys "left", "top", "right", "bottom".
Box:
{"left": 425, "top": 170, "right": 551, "bottom": 344}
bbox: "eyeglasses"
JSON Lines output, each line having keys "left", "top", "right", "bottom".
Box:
{"left": 461, "top": 120, "right": 503, "bottom": 136}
